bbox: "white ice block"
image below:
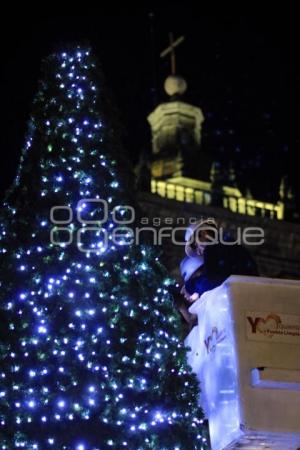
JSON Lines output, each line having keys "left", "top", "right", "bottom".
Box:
{"left": 184, "top": 275, "right": 300, "bottom": 450}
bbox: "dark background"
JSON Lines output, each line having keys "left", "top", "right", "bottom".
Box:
{"left": 0, "top": 11, "right": 299, "bottom": 207}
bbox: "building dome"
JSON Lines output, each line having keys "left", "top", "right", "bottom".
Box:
{"left": 164, "top": 74, "right": 187, "bottom": 97}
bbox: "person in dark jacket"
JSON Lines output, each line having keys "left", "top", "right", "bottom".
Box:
{"left": 183, "top": 218, "right": 259, "bottom": 301}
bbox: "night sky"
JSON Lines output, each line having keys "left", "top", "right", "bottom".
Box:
{"left": 1, "top": 12, "right": 299, "bottom": 207}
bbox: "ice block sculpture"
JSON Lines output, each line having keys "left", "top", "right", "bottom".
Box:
{"left": 185, "top": 275, "right": 300, "bottom": 450}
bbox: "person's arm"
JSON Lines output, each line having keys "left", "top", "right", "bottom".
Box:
{"left": 171, "top": 284, "right": 198, "bottom": 328}
{"left": 178, "top": 303, "right": 198, "bottom": 327}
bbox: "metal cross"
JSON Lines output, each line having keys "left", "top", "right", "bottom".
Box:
{"left": 160, "top": 32, "right": 185, "bottom": 75}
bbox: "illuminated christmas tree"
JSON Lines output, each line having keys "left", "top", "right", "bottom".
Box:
{"left": 0, "top": 46, "right": 208, "bottom": 449}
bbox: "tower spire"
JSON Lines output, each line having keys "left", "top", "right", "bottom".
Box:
{"left": 160, "top": 33, "right": 187, "bottom": 99}
{"left": 147, "top": 33, "right": 204, "bottom": 180}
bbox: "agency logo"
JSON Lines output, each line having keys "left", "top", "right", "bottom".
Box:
{"left": 49, "top": 199, "right": 265, "bottom": 252}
